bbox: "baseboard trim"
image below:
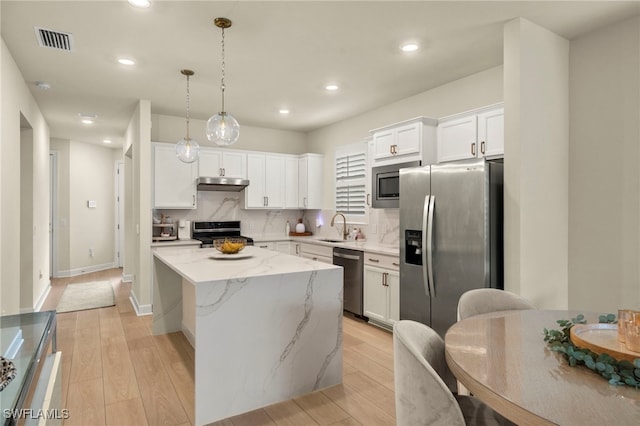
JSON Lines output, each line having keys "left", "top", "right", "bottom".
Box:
{"left": 129, "top": 291, "right": 152, "bottom": 316}
{"left": 182, "top": 322, "right": 195, "bottom": 348}
{"left": 57, "top": 262, "right": 116, "bottom": 278}
{"left": 33, "top": 282, "right": 52, "bottom": 312}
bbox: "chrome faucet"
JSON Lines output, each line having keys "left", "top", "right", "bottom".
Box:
{"left": 330, "top": 212, "right": 349, "bottom": 240}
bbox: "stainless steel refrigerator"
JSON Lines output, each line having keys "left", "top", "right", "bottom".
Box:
{"left": 399, "top": 158, "right": 503, "bottom": 337}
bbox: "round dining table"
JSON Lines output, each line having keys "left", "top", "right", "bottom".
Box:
{"left": 445, "top": 310, "right": 640, "bottom": 426}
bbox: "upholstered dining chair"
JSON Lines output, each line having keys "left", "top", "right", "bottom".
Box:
{"left": 393, "top": 320, "right": 515, "bottom": 426}
{"left": 457, "top": 288, "right": 535, "bottom": 321}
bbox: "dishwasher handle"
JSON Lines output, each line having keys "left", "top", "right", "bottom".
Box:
{"left": 333, "top": 252, "right": 361, "bottom": 261}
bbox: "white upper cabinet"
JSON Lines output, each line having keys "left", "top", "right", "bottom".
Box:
{"left": 245, "top": 153, "right": 284, "bottom": 208}
{"left": 153, "top": 143, "right": 197, "bottom": 209}
{"left": 437, "top": 104, "right": 504, "bottom": 163}
{"left": 370, "top": 117, "right": 438, "bottom": 166}
{"left": 298, "top": 153, "right": 324, "bottom": 209}
{"left": 477, "top": 108, "right": 504, "bottom": 158}
{"left": 244, "top": 152, "right": 324, "bottom": 210}
{"left": 198, "top": 148, "right": 247, "bottom": 178}
{"left": 284, "top": 156, "right": 299, "bottom": 209}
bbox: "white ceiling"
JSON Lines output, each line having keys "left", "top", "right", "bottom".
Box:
{"left": 2, "top": 1, "right": 638, "bottom": 147}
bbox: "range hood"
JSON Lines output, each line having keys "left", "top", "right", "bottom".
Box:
{"left": 197, "top": 176, "right": 249, "bottom": 192}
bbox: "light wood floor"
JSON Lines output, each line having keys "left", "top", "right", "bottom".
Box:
{"left": 42, "top": 269, "right": 396, "bottom": 426}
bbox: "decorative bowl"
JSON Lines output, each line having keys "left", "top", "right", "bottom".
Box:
{"left": 0, "top": 356, "right": 17, "bottom": 392}
{"left": 213, "top": 237, "right": 247, "bottom": 254}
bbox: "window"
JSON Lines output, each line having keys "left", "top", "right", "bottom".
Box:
{"left": 335, "top": 143, "right": 368, "bottom": 223}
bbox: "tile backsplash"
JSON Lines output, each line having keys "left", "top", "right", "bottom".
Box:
{"left": 156, "top": 190, "right": 400, "bottom": 246}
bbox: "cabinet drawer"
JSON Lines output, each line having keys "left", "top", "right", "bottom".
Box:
{"left": 300, "top": 243, "right": 333, "bottom": 258}
{"left": 364, "top": 252, "right": 399, "bottom": 270}
{"left": 301, "top": 253, "right": 333, "bottom": 264}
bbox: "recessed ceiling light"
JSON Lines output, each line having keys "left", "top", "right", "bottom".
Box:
{"left": 118, "top": 58, "right": 136, "bottom": 66}
{"left": 325, "top": 84, "right": 339, "bottom": 91}
{"left": 79, "top": 113, "right": 97, "bottom": 124}
{"left": 35, "top": 81, "right": 51, "bottom": 90}
{"left": 103, "top": 139, "right": 112, "bottom": 144}
{"left": 401, "top": 43, "right": 419, "bottom": 52}
{"left": 128, "top": 0, "right": 150, "bottom": 8}
{"left": 279, "top": 109, "right": 290, "bottom": 115}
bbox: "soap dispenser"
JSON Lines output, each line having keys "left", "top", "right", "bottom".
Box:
{"left": 285, "top": 220, "right": 291, "bottom": 236}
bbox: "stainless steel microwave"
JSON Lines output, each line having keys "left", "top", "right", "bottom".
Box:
{"left": 371, "top": 160, "right": 421, "bottom": 208}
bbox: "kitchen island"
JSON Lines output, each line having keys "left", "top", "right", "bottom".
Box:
{"left": 152, "top": 245, "right": 343, "bottom": 425}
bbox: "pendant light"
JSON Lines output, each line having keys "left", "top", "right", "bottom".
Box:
{"left": 176, "top": 69, "right": 200, "bottom": 163}
{"left": 206, "top": 17, "right": 240, "bottom": 146}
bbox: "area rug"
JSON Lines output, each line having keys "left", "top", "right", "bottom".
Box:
{"left": 56, "top": 281, "right": 115, "bottom": 313}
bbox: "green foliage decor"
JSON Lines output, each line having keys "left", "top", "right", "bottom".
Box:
{"left": 543, "top": 313, "right": 640, "bottom": 388}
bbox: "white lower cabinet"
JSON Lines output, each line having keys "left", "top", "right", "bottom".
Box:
{"left": 363, "top": 253, "right": 400, "bottom": 328}
{"left": 255, "top": 241, "right": 291, "bottom": 254}
{"left": 299, "top": 242, "right": 333, "bottom": 264}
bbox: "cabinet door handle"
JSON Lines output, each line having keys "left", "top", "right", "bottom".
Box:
{"left": 366, "top": 193, "right": 371, "bottom": 206}
{"left": 389, "top": 145, "right": 393, "bottom": 155}
{"left": 259, "top": 245, "right": 269, "bottom": 249}
{"left": 219, "top": 168, "right": 223, "bottom": 176}
{"left": 312, "top": 257, "right": 318, "bottom": 261}
{"left": 304, "top": 197, "right": 307, "bottom": 207}
{"left": 192, "top": 195, "right": 195, "bottom": 206}
{"left": 368, "top": 258, "right": 380, "bottom": 263}
{"left": 222, "top": 168, "right": 226, "bottom": 176}
{"left": 266, "top": 196, "right": 269, "bottom": 206}
{"left": 383, "top": 272, "right": 388, "bottom": 286}
{"left": 471, "top": 142, "right": 476, "bottom": 156}
{"left": 392, "top": 262, "right": 399, "bottom": 267}
{"left": 296, "top": 244, "right": 300, "bottom": 255}
{"left": 480, "top": 141, "right": 486, "bottom": 155}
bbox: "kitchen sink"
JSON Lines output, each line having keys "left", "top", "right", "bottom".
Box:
{"left": 318, "top": 238, "right": 345, "bottom": 243}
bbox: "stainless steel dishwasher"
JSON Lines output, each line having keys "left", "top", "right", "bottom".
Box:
{"left": 333, "top": 247, "right": 365, "bottom": 317}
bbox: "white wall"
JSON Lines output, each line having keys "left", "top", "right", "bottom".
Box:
{"left": 151, "top": 114, "right": 307, "bottom": 155}
{"left": 50, "top": 138, "right": 70, "bottom": 275}
{"left": 50, "top": 139, "right": 118, "bottom": 276}
{"left": 569, "top": 16, "right": 640, "bottom": 312}
{"left": 124, "top": 100, "right": 153, "bottom": 314}
{"left": 1, "top": 39, "right": 50, "bottom": 314}
{"left": 503, "top": 18, "right": 570, "bottom": 309}
{"left": 307, "top": 66, "right": 504, "bottom": 208}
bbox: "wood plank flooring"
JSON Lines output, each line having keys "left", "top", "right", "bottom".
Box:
{"left": 42, "top": 269, "right": 396, "bottom": 426}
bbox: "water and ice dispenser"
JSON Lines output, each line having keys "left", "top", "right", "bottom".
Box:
{"left": 405, "top": 230, "right": 423, "bottom": 265}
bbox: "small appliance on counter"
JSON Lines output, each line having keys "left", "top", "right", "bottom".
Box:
{"left": 191, "top": 221, "right": 254, "bottom": 248}
{"left": 178, "top": 220, "right": 191, "bottom": 240}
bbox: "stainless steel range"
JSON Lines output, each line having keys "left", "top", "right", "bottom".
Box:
{"left": 192, "top": 221, "right": 254, "bottom": 248}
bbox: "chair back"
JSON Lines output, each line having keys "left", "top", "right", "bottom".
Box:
{"left": 457, "top": 288, "right": 535, "bottom": 320}
{"left": 393, "top": 320, "right": 466, "bottom": 426}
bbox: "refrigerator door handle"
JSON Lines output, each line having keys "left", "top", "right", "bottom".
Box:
{"left": 426, "top": 195, "right": 436, "bottom": 298}
{"left": 422, "top": 195, "right": 431, "bottom": 297}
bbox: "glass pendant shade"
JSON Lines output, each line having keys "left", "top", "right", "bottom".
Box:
{"left": 176, "top": 138, "right": 200, "bottom": 163}
{"left": 176, "top": 69, "right": 199, "bottom": 163}
{"left": 206, "top": 112, "right": 240, "bottom": 146}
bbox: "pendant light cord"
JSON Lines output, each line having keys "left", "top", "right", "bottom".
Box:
{"left": 186, "top": 74, "right": 191, "bottom": 141}
{"left": 220, "top": 26, "right": 226, "bottom": 113}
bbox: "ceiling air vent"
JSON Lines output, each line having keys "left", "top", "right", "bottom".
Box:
{"left": 34, "top": 27, "right": 74, "bottom": 52}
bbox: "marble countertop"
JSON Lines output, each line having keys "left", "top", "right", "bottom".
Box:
{"left": 151, "top": 239, "right": 201, "bottom": 248}
{"left": 153, "top": 245, "right": 340, "bottom": 285}
{"left": 289, "top": 236, "right": 399, "bottom": 257}
{"left": 251, "top": 233, "right": 399, "bottom": 256}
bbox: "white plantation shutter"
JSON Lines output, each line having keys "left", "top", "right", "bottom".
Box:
{"left": 335, "top": 146, "right": 367, "bottom": 220}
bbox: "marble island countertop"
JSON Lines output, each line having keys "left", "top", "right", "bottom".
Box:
{"left": 152, "top": 244, "right": 343, "bottom": 425}
{"left": 153, "top": 245, "right": 339, "bottom": 285}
